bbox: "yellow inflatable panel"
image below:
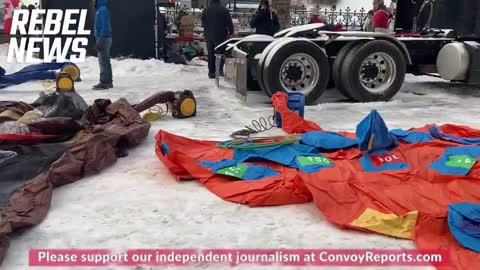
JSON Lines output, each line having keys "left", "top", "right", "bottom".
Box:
{"left": 351, "top": 208, "right": 418, "bottom": 239}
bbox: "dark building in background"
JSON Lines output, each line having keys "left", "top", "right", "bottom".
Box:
{"left": 40, "top": 0, "right": 155, "bottom": 59}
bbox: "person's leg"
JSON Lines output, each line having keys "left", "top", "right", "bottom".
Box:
{"left": 96, "top": 39, "right": 105, "bottom": 86}
{"left": 215, "top": 41, "right": 225, "bottom": 77}
{"left": 101, "top": 38, "right": 113, "bottom": 87}
{"left": 94, "top": 38, "right": 113, "bottom": 90}
{"left": 206, "top": 41, "right": 215, "bottom": 78}
{"left": 163, "top": 43, "right": 168, "bottom": 61}
{"left": 159, "top": 34, "right": 168, "bottom": 60}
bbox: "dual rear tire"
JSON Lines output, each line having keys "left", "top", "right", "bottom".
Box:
{"left": 333, "top": 40, "right": 406, "bottom": 102}
{"left": 258, "top": 39, "right": 406, "bottom": 104}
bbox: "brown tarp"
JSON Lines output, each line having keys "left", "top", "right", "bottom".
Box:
{"left": 0, "top": 101, "right": 35, "bottom": 122}
{"left": 0, "top": 98, "right": 151, "bottom": 264}
{"left": 0, "top": 101, "right": 34, "bottom": 115}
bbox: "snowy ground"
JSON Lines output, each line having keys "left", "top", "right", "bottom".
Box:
{"left": 1, "top": 44, "right": 480, "bottom": 270}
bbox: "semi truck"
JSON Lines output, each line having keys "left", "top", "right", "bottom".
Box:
{"left": 217, "top": 0, "right": 480, "bottom": 104}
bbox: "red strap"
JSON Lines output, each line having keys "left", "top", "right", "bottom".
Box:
{"left": 0, "top": 134, "right": 58, "bottom": 144}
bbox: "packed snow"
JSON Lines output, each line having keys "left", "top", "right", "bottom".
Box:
{"left": 1, "top": 43, "right": 480, "bottom": 270}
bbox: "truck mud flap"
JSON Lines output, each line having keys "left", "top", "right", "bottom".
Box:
{"left": 220, "top": 46, "right": 249, "bottom": 100}
{"left": 464, "top": 41, "right": 480, "bottom": 85}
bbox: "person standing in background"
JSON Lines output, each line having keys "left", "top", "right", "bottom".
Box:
{"left": 389, "top": 0, "right": 397, "bottom": 15}
{"left": 372, "top": 0, "right": 391, "bottom": 33}
{"left": 3, "top": 0, "right": 21, "bottom": 34}
{"left": 93, "top": 0, "right": 113, "bottom": 90}
{"left": 363, "top": 10, "right": 375, "bottom": 32}
{"left": 158, "top": 11, "right": 168, "bottom": 61}
{"left": 250, "top": 0, "right": 280, "bottom": 36}
{"left": 201, "top": 0, "right": 234, "bottom": 79}
{"left": 388, "top": 0, "right": 397, "bottom": 33}
{"left": 308, "top": 7, "right": 324, "bottom": 24}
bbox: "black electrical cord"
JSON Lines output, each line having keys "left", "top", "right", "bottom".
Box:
{"left": 231, "top": 114, "right": 276, "bottom": 139}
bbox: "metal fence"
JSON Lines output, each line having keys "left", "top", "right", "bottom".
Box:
{"left": 162, "top": 4, "right": 367, "bottom": 32}
{"left": 290, "top": 5, "right": 367, "bottom": 30}
{"left": 0, "top": 0, "right": 5, "bottom": 30}
{"left": 162, "top": 5, "right": 256, "bottom": 31}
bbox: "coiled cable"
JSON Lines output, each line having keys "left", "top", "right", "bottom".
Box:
{"left": 231, "top": 114, "right": 276, "bottom": 139}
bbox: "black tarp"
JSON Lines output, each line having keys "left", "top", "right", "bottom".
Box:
{"left": 0, "top": 143, "right": 68, "bottom": 206}
{"left": 41, "top": 0, "right": 155, "bottom": 59}
{"left": 109, "top": 0, "right": 155, "bottom": 59}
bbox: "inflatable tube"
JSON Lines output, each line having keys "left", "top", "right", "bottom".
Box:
{"left": 0, "top": 134, "right": 58, "bottom": 145}
{"left": 0, "top": 62, "right": 81, "bottom": 90}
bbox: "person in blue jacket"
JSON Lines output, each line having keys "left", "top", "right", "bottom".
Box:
{"left": 93, "top": 0, "right": 113, "bottom": 90}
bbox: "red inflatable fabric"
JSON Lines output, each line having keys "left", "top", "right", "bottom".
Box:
{"left": 416, "top": 216, "right": 480, "bottom": 270}
{"left": 155, "top": 130, "right": 313, "bottom": 207}
{"left": 302, "top": 138, "right": 480, "bottom": 270}
{"left": 155, "top": 99, "right": 480, "bottom": 269}
{"left": 271, "top": 92, "right": 322, "bottom": 133}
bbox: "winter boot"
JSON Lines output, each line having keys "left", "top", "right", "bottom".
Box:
{"left": 92, "top": 83, "right": 113, "bottom": 90}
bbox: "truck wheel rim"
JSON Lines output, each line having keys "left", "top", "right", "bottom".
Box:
{"left": 279, "top": 53, "right": 320, "bottom": 96}
{"left": 359, "top": 52, "right": 396, "bottom": 94}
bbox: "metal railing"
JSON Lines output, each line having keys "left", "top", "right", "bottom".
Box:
{"left": 162, "top": 4, "right": 367, "bottom": 32}
{"left": 290, "top": 5, "right": 367, "bottom": 31}
{"left": 163, "top": 5, "right": 256, "bottom": 31}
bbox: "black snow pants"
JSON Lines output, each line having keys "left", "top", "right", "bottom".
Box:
{"left": 207, "top": 40, "right": 225, "bottom": 77}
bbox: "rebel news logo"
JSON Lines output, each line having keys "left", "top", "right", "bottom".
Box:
{"left": 7, "top": 9, "right": 90, "bottom": 63}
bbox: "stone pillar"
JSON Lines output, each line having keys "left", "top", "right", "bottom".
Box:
{"left": 271, "top": 0, "right": 290, "bottom": 30}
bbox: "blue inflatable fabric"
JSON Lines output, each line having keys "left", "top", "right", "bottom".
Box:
{"left": 356, "top": 110, "right": 398, "bottom": 153}
{"left": 448, "top": 202, "right": 480, "bottom": 253}
{"left": 300, "top": 131, "right": 358, "bottom": 150}
{"left": 429, "top": 146, "right": 480, "bottom": 175}
{"left": 430, "top": 126, "right": 480, "bottom": 145}
{"left": 390, "top": 129, "right": 434, "bottom": 143}
{"left": 200, "top": 143, "right": 335, "bottom": 177}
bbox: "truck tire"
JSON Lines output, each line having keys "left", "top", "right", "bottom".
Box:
{"left": 262, "top": 39, "right": 330, "bottom": 105}
{"left": 256, "top": 38, "right": 292, "bottom": 95}
{"left": 332, "top": 41, "right": 365, "bottom": 99}
{"left": 341, "top": 40, "right": 406, "bottom": 102}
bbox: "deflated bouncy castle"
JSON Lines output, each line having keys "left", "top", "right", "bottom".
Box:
{"left": 156, "top": 92, "right": 480, "bottom": 270}
{"left": 0, "top": 91, "right": 164, "bottom": 264}
{"left": 0, "top": 62, "right": 81, "bottom": 89}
